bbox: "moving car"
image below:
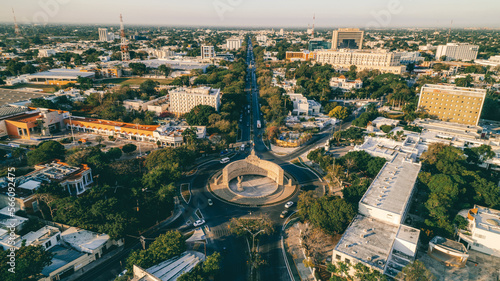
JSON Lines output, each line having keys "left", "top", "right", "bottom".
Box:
{"left": 220, "top": 157, "right": 230, "bottom": 164}
{"left": 280, "top": 210, "right": 289, "bottom": 219}
{"left": 285, "top": 201, "right": 294, "bottom": 208}
{"left": 193, "top": 219, "right": 205, "bottom": 227}
{"left": 208, "top": 199, "right": 213, "bottom": 206}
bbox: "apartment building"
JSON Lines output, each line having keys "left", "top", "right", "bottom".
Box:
{"left": 314, "top": 49, "right": 405, "bottom": 74}
{"left": 98, "top": 28, "right": 115, "bottom": 42}
{"left": 226, "top": 37, "right": 243, "bottom": 50}
{"left": 169, "top": 87, "right": 221, "bottom": 116}
{"left": 417, "top": 84, "right": 487, "bottom": 126}
{"left": 331, "top": 28, "right": 364, "bottom": 50}
{"left": 201, "top": 45, "right": 215, "bottom": 60}
{"left": 435, "top": 43, "right": 479, "bottom": 61}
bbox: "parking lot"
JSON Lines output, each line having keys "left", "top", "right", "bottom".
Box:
{"left": 0, "top": 88, "right": 53, "bottom": 106}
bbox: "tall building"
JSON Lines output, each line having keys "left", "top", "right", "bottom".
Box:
{"left": 314, "top": 49, "right": 405, "bottom": 74}
{"left": 418, "top": 84, "right": 487, "bottom": 126}
{"left": 226, "top": 38, "right": 243, "bottom": 50}
{"left": 98, "top": 28, "right": 108, "bottom": 42}
{"left": 435, "top": 43, "right": 479, "bottom": 61}
{"left": 201, "top": 45, "right": 215, "bottom": 60}
{"left": 331, "top": 28, "right": 364, "bottom": 50}
{"left": 169, "top": 87, "right": 221, "bottom": 116}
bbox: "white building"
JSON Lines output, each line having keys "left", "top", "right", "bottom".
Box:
{"left": 123, "top": 96, "right": 169, "bottom": 116}
{"left": 333, "top": 140, "right": 422, "bottom": 278}
{"left": 98, "top": 28, "right": 115, "bottom": 42}
{"left": 330, "top": 75, "right": 363, "bottom": 91}
{"left": 287, "top": 93, "right": 321, "bottom": 116}
{"left": 226, "top": 38, "right": 243, "bottom": 50}
{"left": 0, "top": 225, "right": 60, "bottom": 251}
{"left": 475, "top": 55, "right": 500, "bottom": 68}
{"left": 314, "top": 49, "right": 406, "bottom": 74}
{"left": 458, "top": 205, "right": 500, "bottom": 257}
{"left": 169, "top": 87, "right": 221, "bottom": 116}
{"left": 38, "top": 49, "right": 57, "bottom": 58}
{"left": 398, "top": 51, "right": 425, "bottom": 65}
{"left": 435, "top": 43, "right": 479, "bottom": 61}
{"left": 201, "top": 45, "right": 215, "bottom": 60}
{"left": 132, "top": 251, "right": 205, "bottom": 281}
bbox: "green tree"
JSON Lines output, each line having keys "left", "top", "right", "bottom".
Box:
{"left": 140, "top": 79, "right": 159, "bottom": 95}
{"left": 158, "top": 65, "right": 172, "bottom": 77}
{"left": 27, "top": 140, "right": 66, "bottom": 166}
{"left": 203, "top": 252, "right": 221, "bottom": 277}
{"left": 129, "top": 62, "right": 147, "bottom": 76}
{"left": 185, "top": 105, "right": 217, "bottom": 126}
{"left": 328, "top": 106, "right": 350, "bottom": 120}
{"left": 380, "top": 125, "right": 394, "bottom": 134}
{"left": 0, "top": 245, "right": 54, "bottom": 281}
{"left": 121, "top": 143, "right": 137, "bottom": 154}
{"left": 396, "top": 260, "right": 435, "bottom": 281}
{"left": 126, "top": 231, "right": 187, "bottom": 272}
{"left": 106, "top": 147, "right": 123, "bottom": 161}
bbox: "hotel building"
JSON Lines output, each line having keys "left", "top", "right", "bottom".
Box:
{"left": 169, "top": 87, "right": 221, "bottom": 116}
{"left": 314, "top": 49, "right": 405, "bottom": 74}
{"left": 331, "top": 28, "right": 364, "bottom": 50}
{"left": 417, "top": 84, "right": 487, "bottom": 126}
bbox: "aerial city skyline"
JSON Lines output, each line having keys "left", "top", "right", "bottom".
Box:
{"left": 0, "top": 1, "right": 499, "bottom": 281}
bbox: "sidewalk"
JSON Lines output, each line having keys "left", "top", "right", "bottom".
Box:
{"left": 284, "top": 227, "right": 315, "bottom": 281}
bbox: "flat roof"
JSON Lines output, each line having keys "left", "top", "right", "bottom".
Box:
{"left": 69, "top": 116, "right": 159, "bottom": 132}
{"left": 41, "top": 245, "right": 85, "bottom": 276}
{"left": 61, "top": 227, "right": 110, "bottom": 252}
{"left": 29, "top": 69, "right": 95, "bottom": 79}
{"left": 143, "top": 251, "right": 205, "bottom": 281}
{"left": 334, "top": 215, "right": 399, "bottom": 271}
{"left": 471, "top": 205, "right": 500, "bottom": 235}
{"left": 0, "top": 89, "right": 53, "bottom": 107}
{"left": 360, "top": 153, "right": 421, "bottom": 217}
{"left": 421, "top": 84, "right": 487, "bottom": 97}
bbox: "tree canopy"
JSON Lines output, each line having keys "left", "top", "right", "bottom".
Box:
{"left": 27, "top": 140, "right": 65, "bottom": 166}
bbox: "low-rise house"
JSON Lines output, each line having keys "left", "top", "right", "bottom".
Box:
{"left": 330, "top": 75, "right": 363, "bottom": 92}
{"left": 458, "top": 205, "right": 500, "bottom": 257}
{"left": 123, "top": 96, "right": 169, "bottom": 116}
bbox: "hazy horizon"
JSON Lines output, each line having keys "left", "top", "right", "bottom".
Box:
{"left": 1, "top": 0, "right": 499, "bottom": 28}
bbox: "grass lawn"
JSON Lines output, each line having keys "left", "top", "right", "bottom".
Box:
{"left": 99, "top": 77, "right": 173, "bottom": 86}
{"left": 0, "top": 83, "right": 57, "bottom": 93}
{"left": 180, "top": 183, "right": 191, "bottom": 204}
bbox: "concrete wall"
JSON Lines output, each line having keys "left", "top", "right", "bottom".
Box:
{"left": 222, "top": 154, "right": 284, "bottom": 186}
{"left": 358, "top": 202, "right": 402, "bottom": 226}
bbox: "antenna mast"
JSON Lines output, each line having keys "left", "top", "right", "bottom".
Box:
{"left": 12, "top": 8, "right": 20, "bottom": 36}
{"left": 120, "top": 14, "right": 130, "bottom": 61}
{"left": 312, "top": 13, "right": 315, "bottom": 38}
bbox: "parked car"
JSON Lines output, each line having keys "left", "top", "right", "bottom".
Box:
{"left": 285, "top": 201, "right": 294, "bottom": 208}
{"left": 193, "top": 219, "right": 205, "bottom": 227}
{"left": 280, "top": 210, "right": 289, "bottom": 219}
{"left": 208, "top": 199, "right": 213, "bottom": 206}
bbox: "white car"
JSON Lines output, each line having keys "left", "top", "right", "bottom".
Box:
{"left": 285, "top": 201, "right": 294, "bottom": 208}
{"left": 193, "top": 219, "right": 205, "bottom": 227}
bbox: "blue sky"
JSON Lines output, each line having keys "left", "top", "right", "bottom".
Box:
{"left": 2, "top": 0, "right": 499, "bottom": 28}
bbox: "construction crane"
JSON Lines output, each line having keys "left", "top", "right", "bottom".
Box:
{"left": 120, "top": 14, "right": 130, "bottom": 61}
{"left": 12, "top": 8, "right": 20, "bottom": 36}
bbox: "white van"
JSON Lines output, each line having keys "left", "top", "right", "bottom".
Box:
{"left": 220, "top": 157, "right": 230, "bottom": 164}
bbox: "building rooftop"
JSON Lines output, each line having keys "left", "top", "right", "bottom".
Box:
{"left": 334, "top": 215, "right": 399, "bottom": 271}
{"left": 69, "top": 116, "right": 159, "bottom": 132}
{"left": 29, "top": 69, "right": 95, "bottom": 79}
{"left": 468, "top": 205, "right": 500, "bottom": 236}
{"left": 61, "top": 227, "right": 110, "bottom": 253}
{"left": 360, "top": 153, "right": 421, "bottom": 217}
{"left": 169, "top": 86, "right": 220, "bottom": 96}
{"left": 421, "top": 84, "right": 487, "bottom": 97}
{"left": 41, "top": 245, "right": 86, "bottom": 277}
{"left": 133, "top": 251, "right": 205, "bottom": 281}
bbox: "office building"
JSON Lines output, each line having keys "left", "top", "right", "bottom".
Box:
{"left": 226, "top": 38, "right": 243, "bottom": 50}
{"left": 169, "top": 87, "right": 221, "bottom": 116}
{"left": 475, "top": 55, "right": 500, "bottom": 68}
{"left": 331, "top": 28, "right": 364, "bottom": 50}
{"left": 417, "top": 84, "right": 487, "bottom": 126}
{"left": 458, "top": 205, "right": 500, "bottom": 257}
{"left": 308, "top": 39, "right": 332, "bottom": 51}
{"left": 314, "top": 49, "right": 405, "bottom": 74}
{"left": 201, "top": 45, "right": 215, "bottom": 60}
{"left": 285, "top": 51, "right": 312, "bottom": 62}
{"left": 435, "top": 43, "right": 479, "bottom": 61}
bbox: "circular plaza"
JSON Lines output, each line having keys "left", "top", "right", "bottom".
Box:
{"left": 208, "top": 150, "right": 298, "bottom": 206}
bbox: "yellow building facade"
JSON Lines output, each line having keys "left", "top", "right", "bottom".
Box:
{"left": 418, "top": 84, "right": 487, "bottom": 126}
